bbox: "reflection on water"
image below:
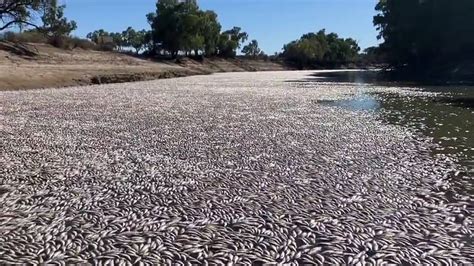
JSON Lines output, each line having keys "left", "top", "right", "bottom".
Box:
{"left": 321, "top": 95, "right": 382, "bottom": 111}
{"left": 313, "top": 71, "right": 474, "bottom": 197}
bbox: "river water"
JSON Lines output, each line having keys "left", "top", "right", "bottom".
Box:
{"left": 313, "top": 70, "right": 474, "bottom": 198}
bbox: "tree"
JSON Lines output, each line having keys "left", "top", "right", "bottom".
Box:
{"left": 281, "top": 29, "right": 360, "bottom": 69}
{"left": 361, "top": 46, "right": 386, "bottom": 65}
{"left": 148, "top": 0, "right": 223, "bottom": 57}
{"left": 374, "top": 0, "right": 474, "bottom": 75}
{"left": 199, "top": 11, "right": 221, "bottom": 56}
{"left": 242, "top": 39, "right": 261, "bottom": 57}
{"left": 121, "top": 27, "right": 135, "bottom": 47}
{"left": 87, "top": 29, "right": 109, "bottom": 44}
{"left": 40, "top": 0, "right": 77, "bottom": 37}
{"left": 218, "top": 27, "right": 248, "bottom": 57}
{"left": 147, "top": 0, "right": 247, "bottom": 58}
{"left": 0, "top": 0, "right": 44, "bottom": 31}
{"left": 178, "top": 6, "right": 205, "bottom": 56}
{"left": 86, "top": 29, "right": 117, "bottom": 50}
{"left": 149, "top": 0, "right": 193, "bottom": 57}
{"left": 283, "top": 39, "right": 324, "bottom": 68}
{"left": 110, "top": 32, "right": 125, "bottom": 50}
{"left": 123, "top": 28, "right": 147, "bottom": 54}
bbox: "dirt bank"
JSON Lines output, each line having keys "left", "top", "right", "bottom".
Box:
{"left": 0, "top": 42, "right": 287, "bottom": 91}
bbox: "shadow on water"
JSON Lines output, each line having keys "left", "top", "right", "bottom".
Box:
{"left": 286, "top": 70, "right": 384, "bottom": 84}
{"left": 307, "top": 70, "right": 384, "bottom": 84}
{"left": 436, "top": 97, "right": 474, "bottom": 109}
{"left": 303, "top": 71, "right": 474, "bottom": 198}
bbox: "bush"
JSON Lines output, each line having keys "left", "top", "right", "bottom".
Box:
{"left": 2, "top": 31, "right": 48, "bottom": 44}
{"left": 97, "top": 43, "right": 116, "bottom": 51}
{"left": 0, "top": 31, "right": 96, "bottom": 51}
{"left": 70, "top": 37, "right": 97, "bottom": 50}
{"left": 49, "top": 36, "right": 98, "bottom": 50}
{"left": 0, "top": 32, "right": 14, "bottom": 41}
{"left": 47, "top": 35, "right": 73, "bottom": 49}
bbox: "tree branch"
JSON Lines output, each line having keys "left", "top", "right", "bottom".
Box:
{"left": 0, "top": 19, "right": 38, "bottom": 31}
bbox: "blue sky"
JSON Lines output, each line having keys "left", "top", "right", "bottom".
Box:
{"left": 61, "top": 0, "right": 380, "bottom": 54}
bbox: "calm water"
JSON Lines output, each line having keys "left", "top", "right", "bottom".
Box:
{"left": 313, "top": 71, "right": 474, "bottom": 197}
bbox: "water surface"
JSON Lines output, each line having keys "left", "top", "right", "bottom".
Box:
{"left": 313, "top": 71, "right": 474, "bottom": 197}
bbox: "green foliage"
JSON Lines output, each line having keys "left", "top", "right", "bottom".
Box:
{"left": 200, "top": 11, "right": 221, "bottom": 56}
{"left": 86, "top": 29, "right": 117, "bottom": 51}
{"left": 121, "top": 27, "right": 134, "bottom": 48}
{"left": 374, "top": 0, "right": 474, "bottom": 74}
{"left": 148, "top": 0, "right": 249, "bottom": 58}
{"left": 86, "top": 29, "right": 109, "bottom": 44}
{"left": 0, "top": 0, "right": 76, "bottom": 37}
{"left": 242, "top": 40, "right": 262, "bottom": 57}
{"left": 282, "top": 29, "right": 360, "bottom": 69}
{"left": 0, "top": 0, "right": 45, "bottom": 31}
{"left": 361, "top": 46, "right": 386, "bottom": 65}
{"left": 0, "top": 0, "right": 79, "bottom": 48}
{"left": 40, "top": 0, "right": 77, "bottom": 37}
{"left": 178, "top": 7, "right": 205, "bottom": 55}
{"left": 143, "top": 30, "right": 157, "bottom": 55}
{"left": 109, "top": 32, "right": 125, "bottom": 50}
{"left": 122, "top": 27, "right": 148, "bottom": 54}
{"left": 218, "top": 27, "right": 248, "bottom": 57}
{"left": 149, "top": 0, "right": 195, "bottom": 57}
{"left": 87, "top": 27, "right": 150, "bottom": 54}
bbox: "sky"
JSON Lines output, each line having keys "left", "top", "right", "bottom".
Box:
{"left": 61, "top": 0, "right": 381, "bottom": 54}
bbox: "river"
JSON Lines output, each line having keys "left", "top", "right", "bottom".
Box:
{"left": 313, "top": 70, "right": 474, "bottom": 200}
{"left": 0, "top": 70, "right": 472, "bottom": 264}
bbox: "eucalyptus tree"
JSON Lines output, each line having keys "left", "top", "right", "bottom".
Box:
{"left": 199, "top": 10, "right": 221, "bottom": 56}
{"left": 218, "top": 27, "right": 248, "bottom": 57}
{"left": 374, "top": 0, "right": 474, "bottom": 74}
{"left": 242, "top": 40, "right": 261, "bottom": 57}
{"left": 86, "top": 29, "right": 110, "bottom": 44}
{"left": 0, "top": 0, "right": 44, "bottom": 31}
{"left": 40, "top": 0, "right": 77, "bottom": 37}
{"left": 148, "top": 0, "right": 223, "bottom": 57}
{"left": 122, "top": 27, "right": 147, "bottom": 54}
{"left": 282, "top": 29, "right": 360, "bottom": 68}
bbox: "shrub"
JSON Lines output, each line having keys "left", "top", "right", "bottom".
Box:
{"left": 48, "top": 35, "right": 74, "bottom": 49}
{"left": 2, "top": 31, "right": 48, "bottom": 44}
{"left": 97, "top": 43, "right": 116, "bottom": 51}
{"left": 1, "top": 31, "right": 109, "bottom": 52}
{"left": 70, "top": 37, "right": 97, "bottom": 50}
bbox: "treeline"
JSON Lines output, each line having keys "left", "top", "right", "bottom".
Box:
{"left": 280, "top": 30, "right": 360, "bottom": 69}
{"left": 85, "top": 0, "right": 264, "bottom": 58}
{"left": 1, "top": 0, "right": 361, "bottom": 66}
{"left": 281, "top": 0, "right": 474, "bottom": 75}
{"left": 0, "top": 0, "right": 265, "bottom": 58}
{"left": 86, "top": 28, "right": 149, "bottom": 53}
{"left": 3, "top": 0, "right": 471, "bottom": 78}
{"left": 373, "top": 0, "right": 474, "bottom": 79}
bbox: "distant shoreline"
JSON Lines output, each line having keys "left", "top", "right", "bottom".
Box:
{"left": 0, "top": 42, "right": 288, "bottom": 91}
{"left": 2, "top": 42, "right": 472, "bottom": 91}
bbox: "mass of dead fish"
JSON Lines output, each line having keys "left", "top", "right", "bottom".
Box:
{"left": 0, "top": 71, "right": 472, "bottom": 264}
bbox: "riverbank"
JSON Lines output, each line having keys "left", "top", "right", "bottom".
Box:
{"left": 0, "top": 42, "right": 287, "bottom": 91}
